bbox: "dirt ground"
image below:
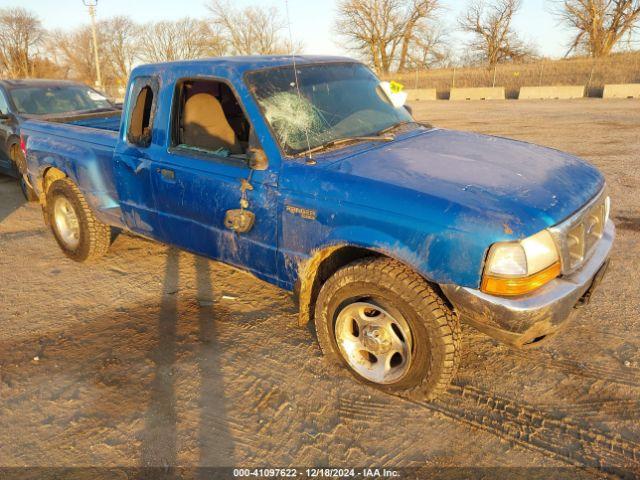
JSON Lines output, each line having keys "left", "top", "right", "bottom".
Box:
{"left": 0, "top": 99, "right": 639, "bottom": 478}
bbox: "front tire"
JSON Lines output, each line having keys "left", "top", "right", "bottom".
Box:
{"left": 46, "top": 178, "right": 112, "bottom": 262}
{"left": 314, "top": 257, "right": 461, "bottom": 400}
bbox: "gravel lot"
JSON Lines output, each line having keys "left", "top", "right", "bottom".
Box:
{"left": 0, "top": 99, "right": 639, "bottom": 478}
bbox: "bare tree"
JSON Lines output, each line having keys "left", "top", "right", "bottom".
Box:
{"left": 396, "top": 1, "right": 443, "bottom": 70}
{"left": 0, "top": 7, "right": 44, "bottom": 78}
{"left": 459, "top": 0, "right": 534, "bottom": 66}
{"left": 207, "top": 0, "right": 298, "bottom": 55}
{"left": 51, "top": 17, "right": 139, "bottom": 89}
{"left": 101, "top": 16, "right": 139, "bottom": 88}
{"left": 335, "top": 0, "right": 442, "bottom": 74}
{"left": 555, "top": 0, "right": 640, "bottom": 57}
{"left": 138, "top": 18, "right": 225, "bottom": 63}
{"left": 405, "top": 23, "right": 450, "bottom": 69}
{"left": 48, "top": 27, "right": 101, "bottom": 86}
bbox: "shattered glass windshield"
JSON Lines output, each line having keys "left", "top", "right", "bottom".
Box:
{"left": 246, "top": 62, "right": 413, "bottom": 155}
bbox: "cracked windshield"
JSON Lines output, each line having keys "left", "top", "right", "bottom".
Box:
{"left": 246, "top": 62, "right": 413, "bottom": 155}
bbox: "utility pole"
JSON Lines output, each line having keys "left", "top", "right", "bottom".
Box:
{"left": 83, "top": 0, "right": 102, "bottom": 90}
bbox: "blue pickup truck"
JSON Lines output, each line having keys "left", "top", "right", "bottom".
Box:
{"left": 21, "top": 56, "right": 614, "bottom": 400}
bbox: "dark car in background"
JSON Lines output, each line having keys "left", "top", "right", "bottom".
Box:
{"left": 0, "top": 79, "right": 120, "bottom": 199}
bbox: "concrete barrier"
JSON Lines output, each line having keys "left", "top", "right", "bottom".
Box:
{"left": 519, "top": 86, "right": 585, "bottom": 100}
{"left": 449, "top": 87, "right": 505, "bottom": 101}
{"left": 406, "top": 88, "right": 437, "bottom": 101}
{"left": 603, "top": 84, "right": 640, "bottom": 99}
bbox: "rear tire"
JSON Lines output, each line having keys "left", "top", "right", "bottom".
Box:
{"left": 19, "top": 176, "right": 38, "bottom": 202}
{"left": 46, "top": 178, "right": 112, "bottom": 262}
{"left": 314, "top": 257, "right": 461, "bottom": 401}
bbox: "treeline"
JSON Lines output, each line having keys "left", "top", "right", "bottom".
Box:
{"left": 0, "top": 0, "right": 639, "bottom": 96}
{"left": 0, "top": 0, "right": 297, "bottom": 96}
{"left": 336, "top": 0, "right": 640, "bottom": 73}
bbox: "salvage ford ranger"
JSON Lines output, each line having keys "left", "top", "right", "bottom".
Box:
{"left": 21, "top": 56, "right": 614, "bottom": 400}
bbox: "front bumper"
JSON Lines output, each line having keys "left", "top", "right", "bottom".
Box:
{"left": 441, "top": 220, "right": 615, "bottom": 348}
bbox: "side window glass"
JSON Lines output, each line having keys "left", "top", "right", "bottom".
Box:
{"left": 0, "top": 92, "right": 9, "bottom": 114}
{"left": 127, "top": 77, "right": 158, "bottom": 147}
{"left": 173, "top": 79, "right": 251, "bottom": 159}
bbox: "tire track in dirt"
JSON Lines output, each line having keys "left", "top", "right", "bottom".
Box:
{"left": 423, "top": 384, "right": 639, "bottom": 477}
{"left": 537, "top": 399, "right": 640, "bottom": 421}
{"left": 614, "top": 215, "right": 640, "bottom": 232}
{"left": 0, "top": 229, "right": 47, "bottom": 241}
{"left": 341, "top": 384, "right": 640, "bottom": 478}
{"left": 573, "top": 325, "right": 639, "bottom": 342}
{"left": 506, "top": 348, "right": 640, "bottom": 387}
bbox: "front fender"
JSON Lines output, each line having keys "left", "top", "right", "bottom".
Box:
{"left": 320, "top": 225, "right": 427, "bottom": 277}
{"left": 294, "top": 225, "right": 466, "bottom": 327}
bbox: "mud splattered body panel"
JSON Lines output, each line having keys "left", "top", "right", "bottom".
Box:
{"left": 278, "top": 126, "right": 604, "bottom": 289}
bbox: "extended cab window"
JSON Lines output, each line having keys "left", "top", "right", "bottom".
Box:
{"left": 172, "top": 79, "right": 251, "bottom": 159}
{"left": 127, "top": 77, "right": 158, "bottom": 147}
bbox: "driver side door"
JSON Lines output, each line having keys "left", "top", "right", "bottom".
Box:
{"left": 150, "top": 78, "right": 280, "bottom": 280}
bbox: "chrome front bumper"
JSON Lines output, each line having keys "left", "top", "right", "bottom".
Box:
{"left": 442, "top": 220, "right": 615, "bottom": 347}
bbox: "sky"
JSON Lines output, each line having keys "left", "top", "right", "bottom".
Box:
{"left": 6, "top": 0, "right": 575, "bottom": 60}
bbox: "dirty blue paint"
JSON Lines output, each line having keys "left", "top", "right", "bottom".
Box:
{"left": 21, "top": 56, "right": 605, "bottom": 290}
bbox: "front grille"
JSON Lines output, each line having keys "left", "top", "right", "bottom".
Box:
{"left": 549, "top": 190, "right": 608, "bottom": 274}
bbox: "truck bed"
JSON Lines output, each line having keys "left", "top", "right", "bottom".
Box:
{"left": 22, "top": 109, "right": 122, "bottom": 226}
{"left": 47, "top": 110, "right": 122, "bottom": 133}
{"left": 67, "top": 114, "right": 121, "bottom": 132}
{"left": 22, "top": 110, "right": 121, "bottom": 148}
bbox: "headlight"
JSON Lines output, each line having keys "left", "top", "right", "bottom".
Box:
{"left": 482, "top": 230, "right": 561, "bottom": 296}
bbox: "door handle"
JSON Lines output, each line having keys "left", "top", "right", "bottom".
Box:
{"left": 118, "top": 156, "right": 150, "bottom": 175}
{"left": 158, "top": 168, "right": 175, "bottom": 180}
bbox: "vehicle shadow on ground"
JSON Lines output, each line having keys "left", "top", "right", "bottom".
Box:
{"left": 0, "top": 247, "right": 238, "bottom": 470}
{"left": 194, "top": 255, "right": 236, "bottom": 469}
{"left": 138, "top": 248, "right": 236, "bottom": 469}
{"left": 0, "top": 175, "right": 25, "bottom": 224}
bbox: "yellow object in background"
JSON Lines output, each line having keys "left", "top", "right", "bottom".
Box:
{"left": 389, "top": 81, "right": 404, "bottom": 94}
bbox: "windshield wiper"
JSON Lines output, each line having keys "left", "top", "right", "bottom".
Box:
{"left": 376, "top": 120, "right": 419, "bottom": 136}
{"left": 299, "top": 135, "right": 395, "bottom": 157}
{"left": 81, "top": 107, "right": 118, "bottom": 114}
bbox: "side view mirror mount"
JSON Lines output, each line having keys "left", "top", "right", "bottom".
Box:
{"left": 0, "top": 112, "right": 9, "bottom": 121}
{"left": 247, "top": 147, "right": 268, "bottom": 171}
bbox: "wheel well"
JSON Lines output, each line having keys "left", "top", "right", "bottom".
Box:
{"left": 297, "top": 245, "right": 382, "bottom": 326}
{"left": 8, "top": 139, "right": 19, "bottom": 155}
{"left": 297, "top": 245, "right": 453, "bottom": 327}
{"left": 7, "top": 138, "right": 20, "bottom": 171}
{"left": 40, "top": 167, "right": 67, "bottom": 202}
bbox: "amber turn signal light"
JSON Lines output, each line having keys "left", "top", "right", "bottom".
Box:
{"left": 481, "top": 262, "right": 561, "bottom": 296}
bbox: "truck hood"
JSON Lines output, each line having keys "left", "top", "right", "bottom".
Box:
{"left": 327, "top": 128, "right": 604, "bottom": 234}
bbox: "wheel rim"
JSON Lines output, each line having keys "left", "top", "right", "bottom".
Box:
{"left": 53, "top": 197, "right": 80, "bottom": 249}
{"left": 334, "top": 301, "right": 413, "bottom": 384}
